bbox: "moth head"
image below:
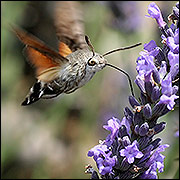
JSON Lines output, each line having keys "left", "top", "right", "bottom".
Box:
{"left": 87, "top": 52, "right": 107, "bottom": 72}
{"left": 85, "top": 35, "right": 107, "bottom": 72}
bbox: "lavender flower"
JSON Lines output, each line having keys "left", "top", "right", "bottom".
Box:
{"left": 87, "top": 143, "right": 116, "bottom": 175}
{"left": 86, "top": 2, "right": 179, "bottom": 179}
{"left": 119, "top": 140, "right": 143, "bottom": 164}
{"left": 158, "top": 94, "right": 178, "bottom": 110}
{"left": 86, "top": 117, "right": 169, "bottom": 179}
{"left": 139, "top": 144, "right": 169, "bottom": 179}
{"left": 103, "top": 117, "right": 121, "bottom": 141}
{"left": 146, "top": 2, "right": 167, "bottom": 28}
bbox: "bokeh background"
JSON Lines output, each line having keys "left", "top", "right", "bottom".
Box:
{"left": 1, "top": 1, "right": 179, "bottom": 179}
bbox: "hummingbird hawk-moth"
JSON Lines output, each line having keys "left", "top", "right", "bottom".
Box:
{"left": 12, "top": 1, "right": 141, "bottom": 106}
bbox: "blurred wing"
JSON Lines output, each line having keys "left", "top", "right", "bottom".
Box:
{"left": 58, "top": 41, "right": 73, "bottom": 57}
{"left": 12, "top": 25, "right": 69, "bottom": 82}
{"left": 54, "top": 1, "right": 88, "bottom": 54}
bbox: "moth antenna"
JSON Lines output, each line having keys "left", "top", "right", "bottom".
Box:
{"left": 85, "top": 35, "right": 95, "bottom": 56}
{"left": 106, "top": 63, "right": 135, "bottom": 97}
{"left": 103, "top": 42, "right": 142, "bottom": 57}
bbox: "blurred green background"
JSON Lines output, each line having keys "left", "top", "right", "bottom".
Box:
{"left": 1, "top": 1, "right": 179, "bottom": 179}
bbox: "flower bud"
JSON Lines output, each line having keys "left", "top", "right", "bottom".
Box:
{"left": 118, "top": 125, "right": 129, "bottom": 138}
{"left": 124, "top": 107, "right": 133, "bottom": 126}
{"left": 170, "top": 64, "right": 179, "bottom": 80}
{"left": 120, "top": 158, "right": 131, "bottom": 171}
{"left": 134, "top": 125, "right": 139, "bottom": 135}
{"left": 129, "top": 96, "right": 140, "bottom": 108}
{"left": 139, "top": 122, "right": 149, "bottom": 136}
{"left": 150, "top": 138, "right": 162, "bottom": 150}
{"left": 155, "top": 48, "right": 165, "bottom": 65}
{"left": 133, "top": 112, "right": 144, "bottom": 126}
{"left": 152, "top": 103, "right": 166, "bottom": 117}
{"left": 140, "top": 92, "right": 147, "bottom": 105}
{"left": 134, "top": 77, "right": 145, "bottom": 93}
{"left": 153, "top": 122, "right": 166, "bottom": 134}
{"left": 151, "top": 86, "right": 160, "bottom": 102}
{"left": 121, "top": 136, "right": 131, "bottom": 147}
{"left": 152, "top": 69, "right": 160, "bottom": 84}
{"left": 138, "top": 136, "right": 150, "bottom": 149}
{"left": 173, "top": 85, "right": 178, "bottom": 94}
{"left": 145, "top": 81, "right": 153, "bottom": 96}
{"left": 143, "top": 104, "right": 152, "bottom": 119}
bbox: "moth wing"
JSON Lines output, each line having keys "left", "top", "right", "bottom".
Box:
{"left": 58, "top": 41, "right": 73, "bottom": 57}
{"left": 12, "top": 25, "right": 69, "bottom": 82}
{"left": 54, "top": 1, "right": 89, "bottom": 54}
{"left": 25, "top": 47, "right": 67, "bottom": 82}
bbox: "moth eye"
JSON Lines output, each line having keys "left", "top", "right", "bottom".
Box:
{"left": 88, "top": 59, "right": 96, "bottom": 66}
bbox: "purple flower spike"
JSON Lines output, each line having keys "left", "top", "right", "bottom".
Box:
{"left": 87, "top": 2, "right": 178, "bottom": 179}
{"left": 146, "top": 2, "right": 166, "bottom": 28}
{"left": 119, "top": 140, "right": 143, "bottom": 164}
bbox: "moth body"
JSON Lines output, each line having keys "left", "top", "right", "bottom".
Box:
{"left": 22, "top": 49, "right": 107, "bottom": 105}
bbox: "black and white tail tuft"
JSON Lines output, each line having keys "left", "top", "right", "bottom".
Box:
{"left": 21, "top": 81, "right": 44, "bottom": 106}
